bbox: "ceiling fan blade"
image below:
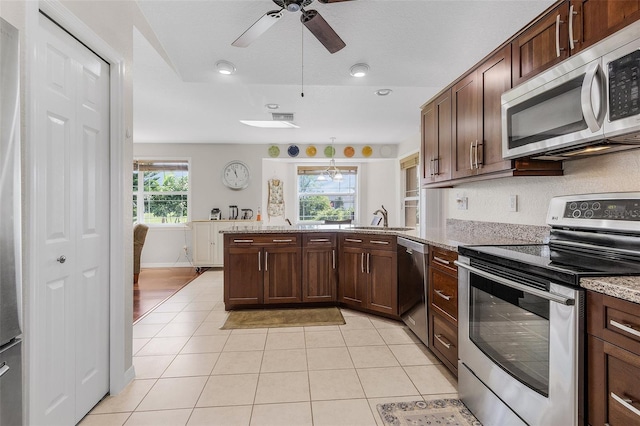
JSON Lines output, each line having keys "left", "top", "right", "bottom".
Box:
{"left": 317, "top": 0, "right": 355, "bottom": 3}
{"left": 232, "top": 9, "right": 283, "bottom": 47}
{"left": 301, "top": 10, "right": 346, "bottom": 54}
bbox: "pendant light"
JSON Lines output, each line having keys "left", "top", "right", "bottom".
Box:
{"left": 317, "top": 137, "right": 343, "bottom": 181}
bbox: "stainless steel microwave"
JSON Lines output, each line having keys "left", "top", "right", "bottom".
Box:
{"left": 502, "top": 19, "right": 640, "bottom": 160}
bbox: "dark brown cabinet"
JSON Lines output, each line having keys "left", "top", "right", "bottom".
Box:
{"left": 302, "top": 234, "right": 337, "bottom": 302}
{"left": 428, "top": 246, "right": 458, "bottom": 376}
{"left": 570, "top": 0, "right": 640, "bottom": 54}
{"left": 512, "top": 2, "right": 570, "bottom": 87}
{"left": 587, "top": 291, "right": 640, "bottom": 426}
{"left": 224, "top": 234, "right": 301, "bottom": 309}
{"left": 339, "top": 234, "right": 398, "bottom": 317}
{"left": 421, "top": 90, "right": 452, "bottom": 185}
{"left": 452, "top": 72, "right": 478, "bottom": 180}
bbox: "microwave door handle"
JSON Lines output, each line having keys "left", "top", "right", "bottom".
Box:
{"left": 581, "top": 62, "right": 604, "bottom": 132}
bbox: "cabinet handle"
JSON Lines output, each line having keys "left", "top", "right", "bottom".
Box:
{"left": 433, "top": 256, "right": 451, "bottom": 266}
{"left": 234, "top": 239, "right": 254, "bottom": 243}
{"left": 611, "top": 393, "right": 640, "bottom": 418}
{"left": 265, "top": 251, "right": 269, "bottom": 271}
{"left": 346, "top": 238, "right": 362, "bottom": 243}
{"left": 429, "top": 158, "right": 434, "bottom": 176}
{"left": 258, "top": 251, "right": 261, "bottom": 272}
{"left": 474, "top": 140, "right": 479, "bottom": 169}
{"left": 555, "top": 14, "right": 565, "bottom": 57}
{"left": 309, "top": 238, "right": 330, "bottom": 242}
{"left": 272, "top": 239, "right": 292, "bottom": 243}
{"left": 434, "top": 157, "right": 440, "bottom": 176}
{"left": 610, "top": 319, "right": 640, "bottom": 339}
{"left": 469, "top": 141, "right": 474, "bottom": 170}
{"left": 367, "top": 252, "right": 370, "bottom": 274}
{"left": 332, "top": 249, "right": 336, "bottom": 269}
{"left": 435, "top": 289, "right": 451, "bottom": 301}
{"left": 435, "top": 334, "right": 452, "bottom": 349}
{"left": 569, "top": 4, "right": 578, "bottom": 50}
{"left": 370, "top": 240, "right": 389, "bottom": 245}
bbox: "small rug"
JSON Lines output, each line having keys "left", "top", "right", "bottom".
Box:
{"left": 377, "top": 399, "right": 481, "bottom": 426}
{"left": 220, "top": 307, "right": 345, "bottom": 329}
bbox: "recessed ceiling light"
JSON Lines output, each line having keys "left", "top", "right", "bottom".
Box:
{"left": 240, "top": 120, "right": 299, "bottom": 129}
{"left": 265, "top": 104, "right": 280, "bottom": 110}
{"left": 216, "top": 60, "right": 236, "bottom": 75}
{"left": 375, "top": 89, "right": 393, "bottom": 96}
{"left": 350, "top": 63, "right": 369, "bottom": 78}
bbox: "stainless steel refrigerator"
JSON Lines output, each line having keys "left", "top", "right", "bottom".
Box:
{"left": 0, "top": 16, "right": 23, "bottom": 426}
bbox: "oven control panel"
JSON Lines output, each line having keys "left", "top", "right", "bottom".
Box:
{"left": 547, "top": 193, "right": 640, "bottom": 232}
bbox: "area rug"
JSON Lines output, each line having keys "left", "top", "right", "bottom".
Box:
{"left": 220, "top": 307, "right": 345, "bottom": 329}
{"left": 377, "top": 399, "right": 481, "bottom": 426}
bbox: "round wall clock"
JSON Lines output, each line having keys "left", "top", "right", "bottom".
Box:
{"left": 222, "top": 160, "right": 250, "bottom": 190}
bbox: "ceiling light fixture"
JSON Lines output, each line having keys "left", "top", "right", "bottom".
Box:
{"left": 375, "top": 89, "right": 393, "bottom": 96}
{"left": 349, "top": 63, "right": 369, "bottom": 78}
{"left": 216, "top": 60, "right": 236, "bottom": 75}
{"left": 265, "top": 103, "right": 280, "bottom": 110}
{"left": 317, "top": 137, "right": 343, "bottom": 181}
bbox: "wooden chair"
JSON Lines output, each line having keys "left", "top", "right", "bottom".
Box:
{"left": 133, "top": 223, "right": 149, "bottom": 284}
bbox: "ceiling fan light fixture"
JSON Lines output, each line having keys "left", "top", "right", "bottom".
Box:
{"left": 216, "top": 60, "right": 236, "bottom": 75}
{"left": 375, "top": 89, "right": 393, "bottom": 96}
{"left": 350, "top": 63, "right": 369, "bottom": 78}
{"left": 265, "top": 103, "right": 280, "bottom": 110}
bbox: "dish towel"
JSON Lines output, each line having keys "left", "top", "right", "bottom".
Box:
{"left": 267, "top": 178, "right": 285, "bottom": 219}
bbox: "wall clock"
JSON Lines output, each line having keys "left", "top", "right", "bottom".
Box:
{"left": 222, "top": 160, "right": 250, "bottom": 190}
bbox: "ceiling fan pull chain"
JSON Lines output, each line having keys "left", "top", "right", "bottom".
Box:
{"left": 301, "top": 21, "right": 304, "bottom": 97}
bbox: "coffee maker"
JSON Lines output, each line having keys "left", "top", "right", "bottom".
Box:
{"left": 209, "top": 208, "right": 221, "bottom": 220}
{"left": 241, "top": 209, "right": 253, "bottom": 220}
{"left": 229, "top": 205, "right": 238, "bottom": 220}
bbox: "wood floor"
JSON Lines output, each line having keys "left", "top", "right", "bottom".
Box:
{"left": 133, "top": 267, "right": 200, "bottom": 323}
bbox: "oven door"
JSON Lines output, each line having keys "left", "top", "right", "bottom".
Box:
{"left": 501, "top": 58, "right": 605, "bottom": 160}
{"left": 456, "top": 256, "right": 584, "bottom": 426}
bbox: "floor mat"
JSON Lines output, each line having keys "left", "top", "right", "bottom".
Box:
{"left": 220, "top": 307, "right": 345, "bottom": 329}
{"left": 376, "top": 399, "right": 481, "bottom": 426}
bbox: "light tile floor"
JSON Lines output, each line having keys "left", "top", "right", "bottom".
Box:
{"left": 81, "top": 270, "right": 458, "bottom": 426}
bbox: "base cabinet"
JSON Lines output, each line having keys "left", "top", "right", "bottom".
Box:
{"left": 587, "top": 291, "right": 640, "bottom": 426}
{"left": 338, "top": 234, "right": 398, "bottom": 316}
{"left": 303, "top": 234, "right": 337, "bottom": 302}
{"left": 428, "top": 246, "right": 458, "bottom": 376}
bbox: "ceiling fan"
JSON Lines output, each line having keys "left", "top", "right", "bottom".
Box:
{"left": 232, "top": 0, "right": 354, "bottom": 54}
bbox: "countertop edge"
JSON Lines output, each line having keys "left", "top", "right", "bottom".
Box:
{"left": 580, "top": 276, "right": 640, "bottom": 305}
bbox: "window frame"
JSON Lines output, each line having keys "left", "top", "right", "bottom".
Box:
{"left": 133, "top": 157, "right": 191, "bottom": 227}
{"left": 400, "top": 153, "right": 420, "bottom": 229}
{"left": 296, "top": 164, "right": 359, "bottom": 224}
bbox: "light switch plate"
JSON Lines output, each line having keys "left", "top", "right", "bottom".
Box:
{"left": 509, "top": 195, "right": 518, "bottom": 212}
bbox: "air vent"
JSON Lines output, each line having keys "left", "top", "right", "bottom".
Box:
{"left": 272, "top": 113, "right": 294, "bottom": 121}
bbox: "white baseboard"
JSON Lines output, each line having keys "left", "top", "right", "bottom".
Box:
{"left": 140, "top": 262, "right": 194, "bottom": 268}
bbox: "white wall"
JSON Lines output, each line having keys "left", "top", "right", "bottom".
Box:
{"left": 445, "top": 149, "right": 640, "bottom": 226}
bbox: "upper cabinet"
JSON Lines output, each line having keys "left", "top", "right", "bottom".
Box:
{"left": 421, "top": 90, "right": 452, "bottom": 185}
{"left": 512, "top": 2, "right": 570, "bottom": 87}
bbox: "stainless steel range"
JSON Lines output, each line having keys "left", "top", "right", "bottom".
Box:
{"left": 456, "top": 192, "right": 640, "bottom": 426}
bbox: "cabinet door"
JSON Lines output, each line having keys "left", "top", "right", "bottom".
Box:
{"left": 452, "top": 71, "right": 479, "bottom": 179}
{"left": 264, "top": 246, "right": 302, "bottom": 304}
{"left": 192, "top": 222, "right": 214, "bottom": 266}
{"left": 338, "top": 246, "right": 366, "bottom": 307}
{"left": 421, "top": 103, "right": 436, "bottom": 185}
{"left": 571, "top": 0, "right": 640, "bottom": 54}
{"left": 303, "top": 246, "right": 337, "bottom": 302}
{"left": 477, "top": 45, "right": 513, "bottom": 175}
{"left": 211, "top": 222, "right": 226, "bottom": 267}
{"left": 224, "top": 246, "right": 263, "bottom": 306}
{"left": 512, "top": 2, "right": 569, "bottom": 86}
{"left": 367, "top": 249, "right": 398, "bottom": 315}
{"left": 421, "top": 90, "right": 452, "bottom": 184}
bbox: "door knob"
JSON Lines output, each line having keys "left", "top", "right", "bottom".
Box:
{"left": 56, "top": 255, "right": 66, "bottom": 264}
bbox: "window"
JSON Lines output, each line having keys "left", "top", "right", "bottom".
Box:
{"left": 297, "top": 166, "right": 357, "bottom": 223}
{"left": 133, "top": 160, "right": 189, "bottom": 225}
{"left": 400, "top": 153, "right": 420, "bottom": 228}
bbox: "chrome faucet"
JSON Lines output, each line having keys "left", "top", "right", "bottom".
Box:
{"left": 373, "top": 205, "right": 388, "bottom": 228}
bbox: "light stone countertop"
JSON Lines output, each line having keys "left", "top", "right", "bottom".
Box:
{"left": 580, "top": 276, "right": 640, "bottom": 305}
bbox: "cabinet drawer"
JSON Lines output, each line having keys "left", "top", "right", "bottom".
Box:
{"left": 341, "top": 234, "right": 396, "bottom": 250}
{"left": 587, "top": 291, "right": 640, "bottom": 355}
{"left": 227, "top": 234, "right": 300, "bottom": 247}
{"left": 432, "top": 313, "right": 458, "bottom": 369}
{"left": 430, "top": 247, "right": 457, "bottom": 276}
{"left": 303, "top": 233, "right": 336, "bottom": 247}
{"left": 431, "top": 268, "right": 458, "bottom": 321}
{"left": 606, "top": 340, "right": 640, "bottom": 426}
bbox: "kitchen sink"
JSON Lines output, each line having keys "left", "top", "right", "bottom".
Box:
{"left": 350, "top": 226, "right": 414, "bottom": 231}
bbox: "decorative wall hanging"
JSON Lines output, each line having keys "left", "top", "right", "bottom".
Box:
{"left": 362, "top": 145, "right": 373, "bottom": 157}
{"left": 268, "top": 145, "right": 280, "bottom": 158}
{"left": 287, "top": 145, "right": 300, "bottom": 157}
{"left": 267, "top": 178, "right": 285, "bottom": 219}
{"left": 306, "top": 146, "right": 317, "bottom": 157}
{"left": 344, "top": 146, "right": 355, "bottom": 158}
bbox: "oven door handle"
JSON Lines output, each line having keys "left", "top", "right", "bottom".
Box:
{"left": 454, "top": 261, "right": 575, "bottom": 306}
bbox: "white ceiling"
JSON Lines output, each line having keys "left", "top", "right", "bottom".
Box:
{"left": 133, "top": 0, "right": 556, "bottom": 145}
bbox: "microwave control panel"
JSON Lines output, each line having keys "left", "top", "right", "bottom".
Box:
{"left": 608, "top": 49, "right": 640, "bottom": 121}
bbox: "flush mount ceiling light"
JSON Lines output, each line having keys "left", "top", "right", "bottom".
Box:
{"left": 265, "top": 103, "right": 280, "bottom": 110}
{"left": 349, "top": 63, "right": 369, "bottom": 78}
{"left": 240, "top": 120, "right": 299, "bottom": 129}
{"left": 215, "top": 60, "right": 236, "bottom": 75}
{"left": 375, "top": 89, "right": 393, "bottom": 96}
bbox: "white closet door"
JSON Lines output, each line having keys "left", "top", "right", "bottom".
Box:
{"left": 32, "top": 13, "right": 110, "bottom": 425}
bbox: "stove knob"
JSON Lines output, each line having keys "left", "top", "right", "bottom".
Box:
{"left": 585, "top": 210, "right": 594, "bottom": 219}
{"left": 572, "top": 210, "right": 582, "bottom": 218}
{"left": 580, "top": 202, "right": 589, "bottom": 210}
{"left": 592, "top": 202, "right": 601, "bottom": 210}
{"left": 570, "top": 202, "right": 578, "bottom": 210}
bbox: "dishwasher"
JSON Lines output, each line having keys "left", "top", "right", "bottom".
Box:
{"left": 397, "top": 237, "right": 429, "bottom": 346}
